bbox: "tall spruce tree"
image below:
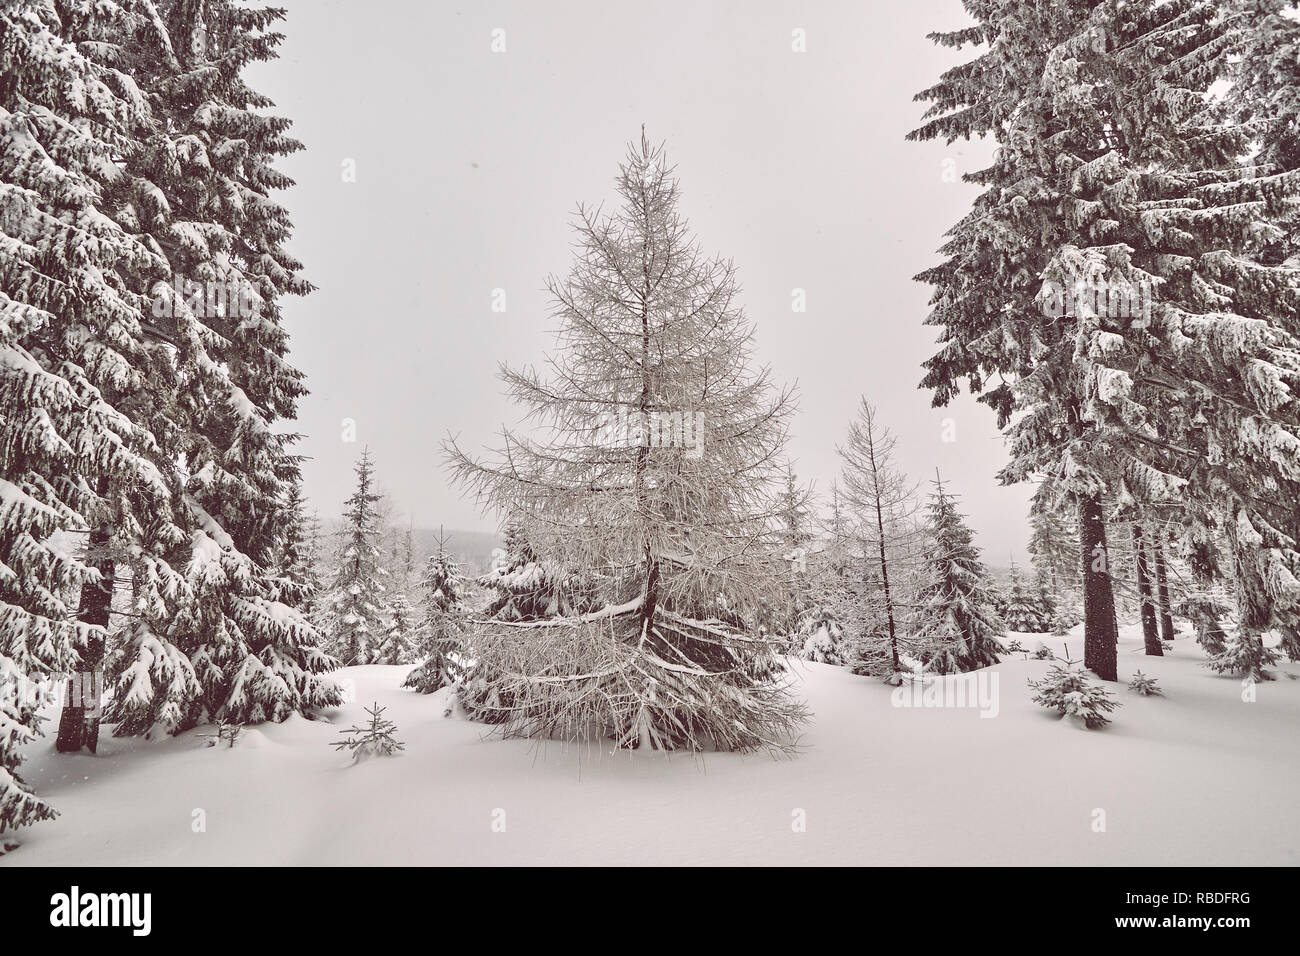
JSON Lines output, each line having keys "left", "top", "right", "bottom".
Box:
{"left": 0, "top": 1, "right": 198, "bottom": 756}
{"left": 445, "top": 130, "right": 806, "bottom": 752}
{"left": 911, "top": 0, "right": 1300, "bottom": 681}
{"left": 101, "top": 0, "right": 339, "bottom": 733}
{"left": 912, "top": 1, "right": 1127, "bottom": 681}
{"left": 0, "top": 0, "right": 188, "bottom": 825}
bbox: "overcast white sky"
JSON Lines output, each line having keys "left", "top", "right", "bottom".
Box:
{"left": 249, "top": 0, "right": 1036, "bottom": 563}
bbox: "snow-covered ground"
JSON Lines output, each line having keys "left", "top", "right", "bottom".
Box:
{"left": 4, "top": 624, "right": 1298, "bottom": 866}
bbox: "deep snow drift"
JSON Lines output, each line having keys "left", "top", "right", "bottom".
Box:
{"left": 4, "top": 625, "right": 1297, "bottom": 866}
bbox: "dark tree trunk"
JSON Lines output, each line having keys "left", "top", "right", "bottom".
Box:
{"left": 1133, "top": 524, "right": 1162, "bottom": 656}
{"left": 1079, "top": 494, "right": 1119, "bottom": 681}
{"left": 1153, "top": 537, "right": 1175, "bottom": 642}
{"left": 875, "top": 497, "right": 900, "bottom": 673}
{"left": 55, "top": 526, "right": 114, "bottom": 753}
{"left": 640, "top": 550, "right": 660, "bottom": 634}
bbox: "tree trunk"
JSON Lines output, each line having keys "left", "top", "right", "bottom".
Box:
{"left": 633, "top": 183, "right": 660, "bottom": 711}
{"left": 1153, "top": 537, "right": 1175, "bottom": 642}
{"left": 1133, "top": 524, "right": 1162, "bottom": 656}
{"left": 640, "top": 549, "right": 660, "bottom": 635}
{"left": 1079, "top": 495, "right": 1119, "bottom": 680}
{"left": 55, "top": 526, "right": 114, "bottom": 753}
{"left": 874, "top": 498, "right": 900, "bottom": 673}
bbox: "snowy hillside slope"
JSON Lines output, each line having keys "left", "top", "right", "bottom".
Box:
{"left": 4, "top": 624, "right": 1297, "bottom": 866}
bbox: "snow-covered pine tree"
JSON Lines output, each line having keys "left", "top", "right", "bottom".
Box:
{"left": 0, "top": 1, "right": 200, "bottom": 757}
{"left": 103, "top": 0, "right": 339, "bottom": 732}
{"left": 836, "top": 398, "right": 921, "bottom": 675}
{"left": 404, "top": 532, "right": 469, "bottom": 693}
{"left": 1207, "top": 0, "right": 1300, "bottom": 668}
{"left": 1045, "top": 1, "right": 1300, "bottom": 679}
{"left": 913, "top": 473, "right": 1006, "bottom": 674}
{"left": 270, "top": 478, "right": 320, "bottom": 610}
{"left": 445, "top": 130, "right": 807, "bottom": 752}
{"left": 778, "top": 465, "right": 814, "bottom": 642}
{"left": 1226, "top": 0, "right": 1300, "bottom": 268}
{"left": 0, "top": 0, "right": 205, "bottom": 819}
{"left": 422, "top": 532, "right": 468, "bottom": 619}
{"left": 1027, "top": 488, "right": 1080, "bottom": 603}
{"left": 797, "top": 611, "right": 847, "bottom": 666}
{"left": 375, "top": 595, "right": 416, "bottom": 666}
{"left": 1029, "top": 660, "right": 1120, "bottom": 729}
{"left": 476, "top": 519, "right": 589, "bottom": 621}
{"left": 322, "top": 450, "right": 388, "bottom": 666}
{"left": 332, "top": 701, "right": 404, "bottom": 760}
{"left": 911, "top": 2, "right": 1130, "bottom": 682}
{"left": 792, "top": 486, "right": 851, "bottom": 665}
{"left": 912, "top": 0, "right": 1300, "bottom": 681}
{"left": 1003, "top": 560, "right": 1045, "bottom": 633}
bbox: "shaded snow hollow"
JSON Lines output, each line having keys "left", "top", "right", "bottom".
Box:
{"left": 4, "top": 624, "right": 1298, "bottom": 866}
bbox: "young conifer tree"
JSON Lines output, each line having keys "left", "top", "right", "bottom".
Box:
{"left": 913, "top": 474, "right": 1006, "bottom": 674}
{"left": 404, "top": 532, "right": 469, "bottom": 693}
{"left": 375, "top": 595, "right": 417, "bottom": 666}
{"left": 836, "top": 399, "right": 921, "bottom": 675}
{"left": 1003, "top": 560, "right": 1045, "bottom": 634}
{"left": 476, "top": 519, "right": 589, "bottom": 622}
{"left": 322, "top": 451, "right": 388, "bottom": 666}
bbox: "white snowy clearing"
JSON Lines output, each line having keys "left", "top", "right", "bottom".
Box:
{"left": 4, "top": 624, "right": 1298, "bottom": 866}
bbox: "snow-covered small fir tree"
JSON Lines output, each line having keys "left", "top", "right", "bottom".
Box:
{"left": 332, "top": 702, "right": 405, "bottom": 760}
{"left": 477, "top": 520, "right": 591, "bottom": 621}
{"left": 405, "top": 533, "right": 470, "bottom": 693}
{"left": 322, "top": 451, "right": 388, "bottom": 665}
{"left": 375, "top": 595, "right": 417, "bottom": 666}
{"left": 1003, "top": 560, "right": 1046, "bottom": 633}
{"left": 1029, "top": 647, "right": 1120, "bottom": 729}
{"left": 913, "top": 473, "right": 1006, "bottom": 674}
{"left": 1128, "top": 671, "right": 1162, "bottom": 697}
